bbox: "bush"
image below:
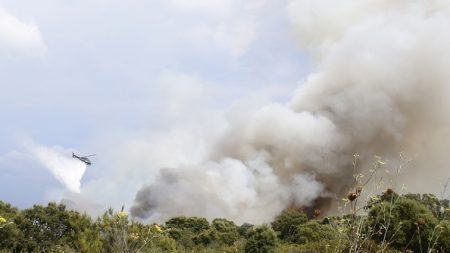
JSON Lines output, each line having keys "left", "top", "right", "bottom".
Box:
{"left": 167, "top": 228, "right": 195, "bottom": 249}
{"left": 165, "top": 216, "right": 210, "bottom": 233}
{"left": 0, "top": 202, "right": 21, "bottom": 251}
{"left": 211, "top": 218, "right": 239, "bottom": 245}
{"left": 244, "top": 225, "right": 278, "bottom": 253}
{"left": 404, "top": 193, "right": 449, "bottom": 219}
{"left": 276, "top": 241, "right": 347, "bottom": 253}
{"left": 13, "top": 203, "right": 74, "bottom": 252}
{"left": 271, "top": 209, "right": 307, "bottom": 242}
{"left": 435, "top": 220, "right": 450, "bottom": 252}
{"left": 296, "top": 221, "right": 338, "bottom": 244}
{"left": 368, "top": 197, "right": 438, "bottom": 252}
{"left": 239, "top": 223, "right": 254, "bottom": 238}
{"left": 190, "top": 218, "right": 239, "bottom": 247}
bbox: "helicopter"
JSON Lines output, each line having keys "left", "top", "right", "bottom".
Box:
{"left": 72, "top": 152, "right": 96, "bottom": 166}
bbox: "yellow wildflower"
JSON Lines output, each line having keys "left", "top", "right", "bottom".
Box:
{"left": 129, "top": 233, "right": 140, "bottom": 240}
{"left": 0, "top": 216, "right": 6, "bottom": 223}
{"left": 153, "top": 224, "right": 163, "bottom": 233}
{"left": 117, "top": 211, "right": 128, "bottom": 219}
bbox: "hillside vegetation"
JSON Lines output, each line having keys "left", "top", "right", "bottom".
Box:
{"left": 1, "top": 191, "right": 449, "bottom": 253}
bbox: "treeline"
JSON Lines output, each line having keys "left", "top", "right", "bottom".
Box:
{"left": 1, "top": 191, "right": 450, "bottom": 252}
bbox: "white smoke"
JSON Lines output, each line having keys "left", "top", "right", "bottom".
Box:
{"left": 127, "top": 0, "right": 450, "bottom": 223}
{"left": 28, "top": 143, "right": 86, "bottom": 193}
{"left": 132, "top": 155, "right": 326, "bottom": 224}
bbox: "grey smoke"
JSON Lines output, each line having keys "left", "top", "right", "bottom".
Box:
{"left": 131, "top": 0, "right": 450, "bottom": 224}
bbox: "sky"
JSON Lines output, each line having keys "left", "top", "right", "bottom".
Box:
{"left": 2, "top": 0, "right": 450, "bottom": 225}
{"left": 0, "top": 0, "right": 310, "bottom": 209}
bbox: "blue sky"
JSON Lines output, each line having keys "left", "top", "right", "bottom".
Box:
{"left": 0, "top": 0, "right": 310, "bottom": 208}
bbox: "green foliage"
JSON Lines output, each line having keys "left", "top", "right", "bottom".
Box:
{"left": 167, "top": 228, "right": 196, "bottom": 249}
{"left": 169, "top": 217, "right": 239, "bottom": 249}
{"left": 276, "top": 241, "right": 347, "bottom": 253}
{"left": 210, "top": 218, "right": 239, "bottom": 245}
{"left": 166, "top": 216, "right": 210, "bottom": 233}
{"left": 47, "top": 244, "right": 77, "bottom": 253}
{"left": 96, "top": 208, "right": 164, "bottom": 253}
{"left": 271, "top": 209, "right": 307, "bottom": 242}
{"left": 165, "top": 216, "right": 211, "bottom": 250}
{"left": 97, "top": 208, "right": 130, "bottom": 253}
{"left": 146, "top": 232, "right": 178, "bottom": 252}
{"left": 13, "top": 202, "right": 82, "bottom": 252}
{"left": 1, "top": 190, "right": 449, "bottom": 253}
{"left": 404, "top": 193, "right": 449, "bottom": 219}
{"left": 0, "top": 201, "right": 21, "bottom": 250}
{"left": 295, "top": 221, "right": 338, "bottom": 244}
{"left": 239, "top": 222, "right": 254, "bottom": 238}
{"left": 192, "top": 229, "right": 219, "bottom": 246}
{"left": 368, "top": 197, "right": 438, "bottom": 252}
{"left": 435, "top": 220, "right": 450, "bottom": 252}
{"left": 77, "top": 225, "right": 102, "bottom": 253}
{"left": 244, "top": 225, "right": 278, "bottom": 253}
{"left": 67, "top": 210, "right": 102, "bottom": 253}
{"left": 0, "top": 201, "right": 18, "bottom": 220}
{"left": 190, "top": 218, "right": 239, "bottom": 248}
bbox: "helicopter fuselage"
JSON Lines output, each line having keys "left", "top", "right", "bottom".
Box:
{"left": 72, "top": 153, "right": 92, "bottom": 166}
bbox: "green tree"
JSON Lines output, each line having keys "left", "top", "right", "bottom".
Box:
{"left": 368, "top": 197, "right": 438, "bottom": 252}
{"left": 164, "top": 216, "right": 210, "bottom": 250}
{"left": 97, "top": 208, "right": 158, "bottom": 253}
{"left": 1, "top": 201, "right": 99, "bottom": 253}
{"left": 432, "top": 220, "right": 450, "bottom": 252}
{"left": 404, "top": 193, "right": 449, "bottom": 219}
{"left": 69, "top": 211, "right": 102, "bottom": 253}
{"left": 244, "top": 225, "right": 278, "bottom": 253}
{"left": 191, "top": 218, "right": 239, "bottom": 247}
{"left": 165, "top": 216, "right": 210, "bottom": 233}
{"left": 271, "top": 209, "right": 307, "bottom": 242}
{"left": 238, "top": 223, "right": 254, "bottom": 238}
{"left": 13, "top": 202, "right": 75, "bottom": 252}
{"left": 296, "top": 221, "right": 338, "bottom": 244}
{"left": 211, "top": 218, "right": 239, "bottom": 245}
{"left": 0, "top": 201, "right": 22, "bottom": 251}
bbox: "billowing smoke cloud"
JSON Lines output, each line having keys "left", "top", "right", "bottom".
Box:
{"left": 131, "top": 0, "right": 450, "bottom": 224}
{"left": 28, "top": 142, "right": 86, "bottom": 193}
{"left": 131, "top": 156, "right": 327, "bottom": 224}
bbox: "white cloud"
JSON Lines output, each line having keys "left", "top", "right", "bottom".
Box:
{"left": 0, "top": 6, "right": 46, "bottom": 56}
{"left": 212, "top": 18, "right": 257, "bottom": 58}
{"left": 165, "top": 0, "right": 266, "bottom": 58}
{"left": 167, "top": 0, "right": 233, "bottom": 17}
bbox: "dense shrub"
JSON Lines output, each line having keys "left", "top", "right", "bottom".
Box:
{"left": 211, "top": 218, "right": 239, "bottom": 245}
{"left": 368, "top": 197, "right": 438, "bottom": 252}
{"left": 239, "top": 222, "right": 254, "bottom": 238}
{"left": 191, "top": 218, "right": 239, "bottom": 247}
{"left": 404, "top": 193, "right": 450, "bottom": 219}
{"left": 1, "top": 191, "right": 448, "bottom": 253}
{"left": 167, "top": 228, "right": 195, "bottom": 249}
{"left": 13, "top": 203, "right": 81, "bottom": 252}
{"left": 165, "top": 216, "right": 209, "bottom": 233}
{"left": 271, "top": 209, "right": 307, "bottom": 242}
{"left": 435, "top": 220, "right": 450, "bottom": 252}
{"left": 0, "top": 201, "right": 21, "bottom": 250}
{"left": 244, "top": 225, "right": 278, "bottom": 253}
{"left": 296, "top": 221, "right": 338, "bottom": 244}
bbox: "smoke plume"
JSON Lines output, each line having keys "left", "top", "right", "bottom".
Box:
{"left": 131, "top": 0, "right": 450, "bottom": 224}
